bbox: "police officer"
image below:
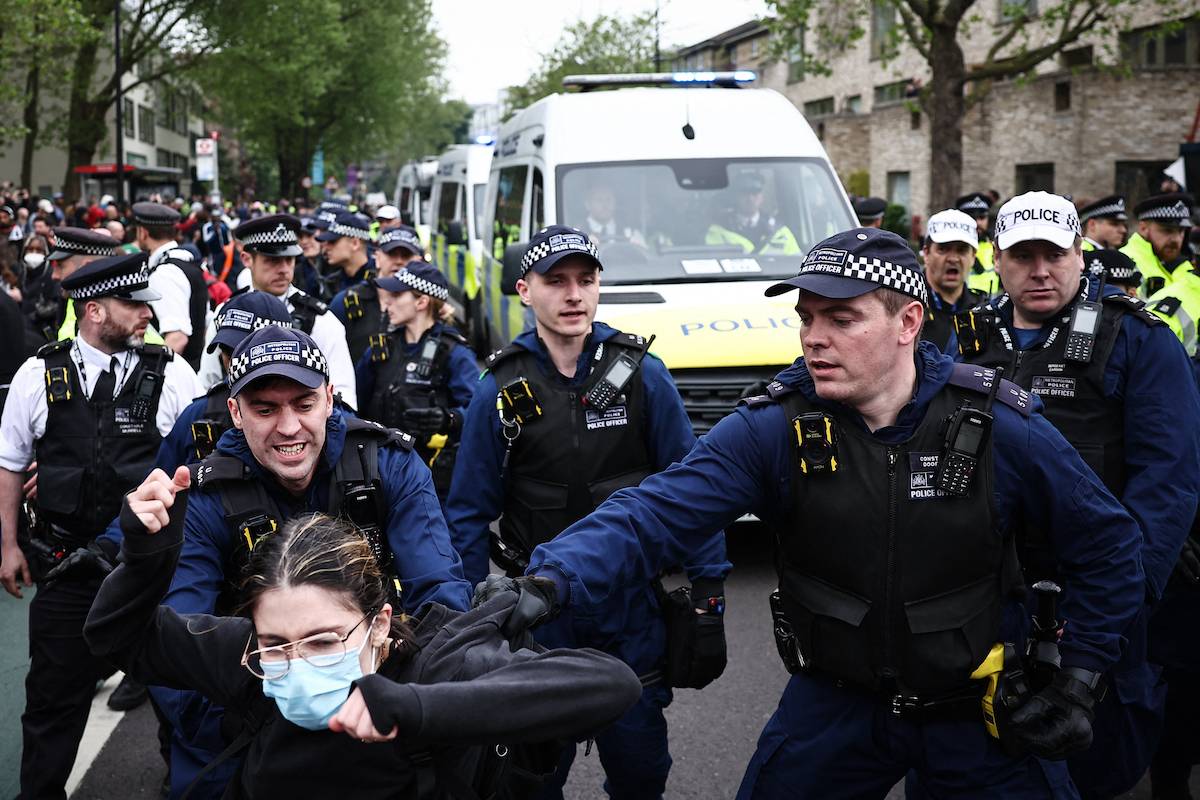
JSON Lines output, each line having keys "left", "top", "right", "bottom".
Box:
{"left": 133, "top": 202, "right": 211, "bottom": 369}
{"left": 957, "top": 191, "right": 1001, "bottom": 295}
{"left": 37, "top": 227, "right": 118, "bottom": 341}
{"left": 147, "top": 324, "right": 472, "bottom": 799}
{"left": 1088, "top": 248, "right": 1141, "bottom": 298}
{"left": 356, "top": 262, "right": 476, "bottom": 506}
{"left": 854, "top": 196, "right": 887, "bottom": 229}
{"left": 447, "top": 225, "right": 729, "bottom": 799}
{"left": 1122, "top": 192, "right": 1195, "bottom": 298}
{"left": 1078, "top": 195, "right": 1129, "bottom": 251}
{"left": 317, "top": 209, "right": 376, "bottom": 297}
{"left": 331, "top": 224, "right": 422, "bottom": 362}
{"left": 706, "top": 172, "right": 801, "bottom": 255}
{"left": 920, "top": 208, "right": 988, "bottom": 352}
{"left": 952, "top": 191, "right": 1200, "bottom": 798}
{"left": 292, "top": 216, "right": 326, "bottom": 299}
{"left": 519, "top": 226, "right": 1147, "bottom": 797}
{"left": 0, "top": 252, "right": 200, "bottom": 800}
{"left": 198, "top": 213, "right": 358, "bottom": 409}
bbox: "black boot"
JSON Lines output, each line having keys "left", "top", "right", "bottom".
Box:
{"left": 107, "top": 674, "right": 149, "bottom": 711}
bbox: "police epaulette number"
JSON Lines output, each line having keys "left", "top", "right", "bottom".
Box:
{"left": 947, "top": 364, "right": 1032, "bottom": 418}
{"left": 1103, "top": 293, "right": 1165, "bottom": 327}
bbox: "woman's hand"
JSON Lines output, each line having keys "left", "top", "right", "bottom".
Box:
{"left": 328, "top": 687, "right": 397, "bottom": 743}
{"left": 126, "top": 466, "right": 190, "bottom": 534}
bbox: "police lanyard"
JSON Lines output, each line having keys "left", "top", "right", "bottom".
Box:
{"left": 989, "top": 292, "right": 1082, "bottom": 354}
{"left": 73, "top": 341, "right": 133, "bottom": 400}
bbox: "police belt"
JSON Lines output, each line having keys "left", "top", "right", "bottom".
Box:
{"left": 37, "top": 521, "right": 94, "bottom": 551}
{"left": 813, "top": 670, "right": 987, "bottom": 722}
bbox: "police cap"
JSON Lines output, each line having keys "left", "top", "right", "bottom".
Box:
{"left": 765, "top": 228, "right": 928, "bottom": 305}
{"left": 1085, "top": 249, "right": 1141, "bottom": 289}
{"left": 1077, "top": 195, "right": 1127, "bottom": 223}
{"left": 227, "top": 326, "right": 329, "bottom": 397}
{"left": 61, "top": 251, "right": 161, "bottom": 302}
{"left": 854, "top": 197, "right": 887, "bottom": 223}
{"left": 1134, "top": 193, "right": 1194, "bottom": 228}
{"left": 316, "top": 210, "right": 373, "bottom": 242}
{"left": 955, "top": 192, "right": 992, "bottom": 217}
{"left": 521, "top": 225, "right": 602, "bottom": 276}
{"left": 131, "top": 201, "right": 181, "bottom": 227}
{"left": 374, "top": 261, "right": 449, "bottom": 301}
{"left": 47, "top": 226, "right": 118, "bottom": 261}
{"left": 207, "top": 291, "right": 294, "bottom": 354}
{"left": 378, "top": 225, "right": 422, "bottom": 255}
{"left": 235, "top": 213, "right": 303, "bottom": 257}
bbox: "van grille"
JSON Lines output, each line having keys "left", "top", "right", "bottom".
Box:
{"left": 670, "top": 366, "right": 784, "bottom": 436}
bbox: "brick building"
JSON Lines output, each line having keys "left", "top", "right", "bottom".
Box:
{"left": 673, "top": 8, "right": 1200, "bottom": 229}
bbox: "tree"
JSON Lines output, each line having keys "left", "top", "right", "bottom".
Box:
{"left": 765, "top": 0, "right": 1182, "bottom": 209}
{"left": 505, "top": 12, "right": 657, "bottom": 117}
{"left": 200, "top": 0, "right": 452, "bottom": 198}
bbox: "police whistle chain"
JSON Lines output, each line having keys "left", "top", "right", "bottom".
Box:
{"left": 582, "top": 335, "right": 656, "bottom": 412}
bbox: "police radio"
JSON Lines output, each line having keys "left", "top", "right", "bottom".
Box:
{"left": 935, "top": 368, "right": 1002, "bottom": 496}
{"left": 1064, "top": 301, "right": 1101, "bottom": 363}
{"left": 129, "top": 370, "right": 163, "bottom": 421}
{"left": 583, "top": 335, "right": 655, "bottom": 411}
{"left": 793, "top": 412, "right": 839, "bottom": 474}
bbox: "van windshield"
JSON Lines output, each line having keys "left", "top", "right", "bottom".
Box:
{"left": 557, "top": 158, "right": 853, "bottom": 285}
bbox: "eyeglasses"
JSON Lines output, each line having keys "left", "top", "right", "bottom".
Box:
{"left": 241, "top": 610, "right": 374, "bottom": 680}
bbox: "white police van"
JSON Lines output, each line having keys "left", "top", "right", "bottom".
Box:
{"left": 475, "top": 72, "right": 855, "bottom": 433}
{"left": 428, "top": 143, "right": 493, "bottom": 346}
{"left": 392, "top": 156, "right": 439, "bottom": 252}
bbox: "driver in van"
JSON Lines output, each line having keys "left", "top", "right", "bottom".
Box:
{"left": 583, "top": 183, "right": 646, "bottom": 247}
{"left": 706, "top": 172, "right": 801, "bottom": 256}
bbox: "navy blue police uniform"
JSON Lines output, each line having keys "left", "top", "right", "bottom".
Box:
{"left": 446, "top": 225, "right": 731, "bottom": 800}
{"left": 527, "top": 229, "right": 1146, "bottom": 799}
{"left": 333, "top": 225, "right": 423, "bottom": 363}
{"left": 321, "top": 210, "right": 377, "bottom": 301}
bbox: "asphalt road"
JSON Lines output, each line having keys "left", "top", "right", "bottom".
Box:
{"left": 3, "top": 526, "right": 1196, "bottom": 798}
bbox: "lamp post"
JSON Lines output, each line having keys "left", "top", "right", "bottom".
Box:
{"left": 113, "top": 0, "right": 126, "bottom": 207}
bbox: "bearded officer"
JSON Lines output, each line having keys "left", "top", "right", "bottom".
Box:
{"left": 1122, "top": 193, "right": 1195, "bottom": 298}
{"left": 0, "top": 252, "right": 200, "bottom": 800}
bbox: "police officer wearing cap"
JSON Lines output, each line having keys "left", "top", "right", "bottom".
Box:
{"left": 706, "top": 172, "right": 801, "bottom": 255}
{"left": 317, "top": 209, "right": 376, "bottom": 297}
{"left": 331, "top": 224, "right": 423, "bottom": 362}
{"left": 954, "top": 191, "right": 1200, "bottom": 798}
{"left": 292, "top": 216, "right": 327, "bottom": 299}
{"left": 1078, "top": 195, "right": 1129, "bottom": 252}
{"left": 854, "top": 196, "right": 887, "bottom": 229}
{"left": 133, "top": 201, "right": 212, "bottom": 371}
{"left": 957, "top": 191, "right": 1001, "bottom": 295}
{"left": 0, "top": 252, "right": 200, "bottom": 800}
{"left": 1122, "top": 192, "right": 1195, "bottom": 298}
{"left": 920, "top": 208, "right": 989, "bottom": 352}
{"left": 520, "top": 225, "right": 1149, "bottom": 797}
{"left": 447, "top": 225, "right": 730, "bottom": 799}
{"left": 28, "top": 226, "right": 117, "bottom": 342}
{"left": 356, "top": 262, "right": 476, "bottom": 506}
{"left": 200, "top": 213, "right": 358, "bottom": 410}
{"left": 145, "top": 323, "right": 472, "bottom": 799}
{"left": 1088, "top": 248, "right": 1142, "bottom": 297}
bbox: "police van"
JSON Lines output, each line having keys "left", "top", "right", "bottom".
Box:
{"left": 392, "top": 156, "right": 439, "bottom": 252}
{"left": 475, "top": 72, "right": 855, "bottom": 433}
{"left": 428, "top": 143, "right": 493, "bottom": 348}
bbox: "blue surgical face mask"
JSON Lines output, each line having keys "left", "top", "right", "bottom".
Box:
{"left": 260, "top": 619, "right": 375, "bottom": 731}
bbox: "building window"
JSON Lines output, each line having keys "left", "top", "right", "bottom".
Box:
{"left": 1060, "top": 45, "right": 1093, "bottom": 68}
{"left": 156, "top": 148, "right": 172, "bottom": 167}
{"left": 1121, "top": 19, "right": 1200, "bottom": 68}
{"left": 1016, "top": 162, "right": 1055, "bottom": 193}
{"left": 870, "top": 0, "right": 896, "bottom": 60}
{"left": 172, "top": 153, "right": 188, "bottom": 173}
{"left": 127, "top": 152, "right": 148, "bottom": 166}
{"left": 887, "top": 171, "right": 911, "bottom": 213}
{"left": 845, "top": 95, "right": 862, "bottom": 113}
{"left": 138, "top": 104, "right": 155, "bottom": 144}
{"left": 999, "top": 0, "right": 1037, "bottom": 22}
{"left": 787, "top": 27, "right": 806, "bottom": 83}
{"left": 874, "top": 79, "right": 908, "bottom": 106}
{"left": 803, "top": 97, "right": 835, "bottom": 118}
{"left": 122, "top": 98, "right": 135, "bottom": 138}
{"left": 156, "top": 88, "right": 171, "bottom": 131}
{"left": 750, "top": 38, "right": 760, "bottom": 58}
{"left": 1054, "top": 81, "right": 1071, "bottom": 111}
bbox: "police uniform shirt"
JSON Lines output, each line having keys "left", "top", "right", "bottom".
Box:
{"left": 147, "top": 240, "right": 200, "bottom": 338}
{"left": 0, "top": 336, "right": 202, "bottom": 471}
{"left": 196, "top": 287, "right": 359, "bottom": 410}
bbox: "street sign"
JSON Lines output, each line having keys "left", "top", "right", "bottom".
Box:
{"left": 195, "top": 137, "right": 218, "bottom": 182}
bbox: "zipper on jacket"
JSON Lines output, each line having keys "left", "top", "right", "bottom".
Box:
{"left": 568, "top": 391, "right": 580, "bottom": 452}
{"left": 883, "top": 447, "right": 899, "bottom": 681}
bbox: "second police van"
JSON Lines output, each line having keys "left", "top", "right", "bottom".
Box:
{"left": 470, "top": 72, "right": 855, "bottom": 433}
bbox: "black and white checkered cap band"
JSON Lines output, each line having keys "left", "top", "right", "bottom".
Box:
{"left": 1107, "top": 264, "right": 1139, "bottom": 282}
{"left": 240, "top": 223, "right": 299, "bottom": 248}
{"left": 65, "top": 269, "right": 150, "bottom": 299}
{"left": 521, "top": 237, "right": 599, "bottom": 272}
{"left": 801, "top": 254, "right": 928, "bottom": 305}
{"left": 228, "top": 342, "right": 329, "bottom": 385}
{"left": 394, "top": 270, "right": 449, "bottom": 301}
{"left": 1140, "top": 201, "right": 1192, "bottom": 223}
{"left": 327, "top": 221, "right": 373, "bottom": 240}
{"left": 215, "top": 308, "right": 278, "bottom": 333}
{"left": 381, "top": 229, "right": 421, "bottom": 249}
{"left": 53, "top": 235, "right": 117, "bottom": 257}
{"left": 1080, "top": 200, "right": 1125, "bottom": 222}
{"left": 959, "top": 198, "right": 990, "bottom": 213}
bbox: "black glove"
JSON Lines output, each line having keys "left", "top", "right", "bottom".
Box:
{"left": 472, "top": 574, "right": 561, "bottom": 640}
{"left": 402, "top": 406, "right": 451, "bottom": 438}
{"left": 1174, "top": 536, "right": 1200, "bottom": 584}
{"left": 683, "top": 581, "right": 727, "bottom": 689}
{"left": 44, "top": 539, "right": 117, "bottom": 585}
{"left": 1008, "top": 667, "right": 1101, "bottom": 760}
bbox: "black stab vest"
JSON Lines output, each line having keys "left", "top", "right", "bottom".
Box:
{"left": 759, "top": 367, "right": 1027, "bottom": 694}
{"left": 191, "top": 383, "right": 232, "bottom": 463}
{"left": 164, "top": 254, "right": 212, "bottom": 372}
{"left": 364, "top": 327, "right": 467, "bottom": 497}
{"left": 921, "top": 286, "right": 986, "bottom": 354}
{"left": 34, "top": 340, "right": 169, "bottom": 539}
{"left": 341, "top": 283, "right": 385, "bottom": 363}
{"left": 488, "top": 333, "right": 652, "bottom": 554}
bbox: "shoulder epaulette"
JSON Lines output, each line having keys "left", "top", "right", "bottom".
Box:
{"left": 607, "top": 331, "right": 652, "bottom": 351}
{"left": 737, "top": 379, "right": 799, "bottom": 408}
{"left": 137, "top": 342, "right": 175, "bottom": 361}
{"left": 1152, "top": 296, "right": 1182, "bottom": 317}
{"left": 36, "top": 338, "right": 72, "bottom": 359}
{"left": 290, "top": 292, "right": 328, "bottom": 315}
{"left": 190, "top": 455, "right": 250, "bottom": 491}
{"left": 343, "top": 417, "right": 415, "bottom": 451}
{"left": 1103, "top": 293, "right": 1165, "bottom": 327}
{"left": 484, "top": 343, "right": 524, "bottom": 369}
{"left": 947, "top": 364, "right": 1033, "bottom": 417}
{"left": 439, "top": 328, "right": 469, "bottom": 347}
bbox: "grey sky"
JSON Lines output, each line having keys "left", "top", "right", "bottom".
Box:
{"left": 432, "top": 0, "right": 770, "bottom": 105}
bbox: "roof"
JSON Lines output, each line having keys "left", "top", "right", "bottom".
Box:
{"left": 674, "top": 19, "right": 770, "bottom": 57}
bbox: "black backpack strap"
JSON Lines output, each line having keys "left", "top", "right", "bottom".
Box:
{"left": 331, "top": 419, "right": 414, "bottom": 575}
{"left": 484, "top": 343, "right": 524, "bottom": 370}
{"left": 190, "top": 456, "right": 282, "bottom": 553}
{"left": 947, "top": 363, "right": 1033, "bottom": 417}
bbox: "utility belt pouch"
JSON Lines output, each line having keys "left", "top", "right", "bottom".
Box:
{"left": 770, "top": 588, "right": 807, "bottom": 674}
{"left": 489, "top": 531, "right": 530, "bottom": 577}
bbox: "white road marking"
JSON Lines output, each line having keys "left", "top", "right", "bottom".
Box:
{"left": 67, "top": 672, "right": 128, "bottom": 796}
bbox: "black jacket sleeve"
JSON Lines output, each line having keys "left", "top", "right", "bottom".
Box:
{"left": 354, "top": 596, "right": 642, "bottom": 744}
{"left": 83, "top": 488, "right": 257, "bottom": 710}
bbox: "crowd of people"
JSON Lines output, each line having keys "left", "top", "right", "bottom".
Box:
{"left": 0, "top": 171, "right": 1197, "bottom": 800}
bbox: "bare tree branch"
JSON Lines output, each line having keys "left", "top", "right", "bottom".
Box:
{"left": 968, "top": 0, "right": 1102, "bottom": 81}
{"left": 897, "top": 3, "right": 932, "bottom": 59}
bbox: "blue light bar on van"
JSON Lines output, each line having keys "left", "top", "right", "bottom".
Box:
{"left": 562, "top": 71, "right": 756, "bottom": 91}
{"left": 473, "top": 134, "right": 495, "bottom": 146}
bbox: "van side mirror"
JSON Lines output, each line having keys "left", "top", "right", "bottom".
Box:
{"left": 446, "top": 220, "right": 467, "bottom": 247}
{"left": 501, "top": 244, "right": 525, "bottom": 296}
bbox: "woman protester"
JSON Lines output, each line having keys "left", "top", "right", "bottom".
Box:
{"left": 84, "top": 466, "right": 642, "bottom": 798}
